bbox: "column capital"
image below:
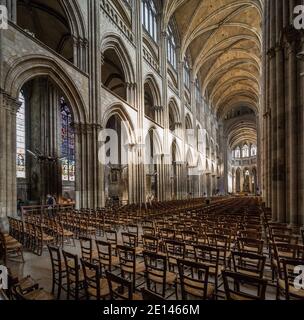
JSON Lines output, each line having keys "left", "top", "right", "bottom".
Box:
{"left": 0, "top": 91, "right": 21, "bottom": 114}
{"left": 71, "top": 122, "right": 102, "bottom": 135}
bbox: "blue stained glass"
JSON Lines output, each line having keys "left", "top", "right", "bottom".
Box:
{"left": 61, "top": 98, "right": 75, "bottom": 182}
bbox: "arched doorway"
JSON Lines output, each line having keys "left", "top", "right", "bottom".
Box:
{"left": 243, "top": 169, "right": 250, "bottom": 193}
{"left": 170, "top": 141, "right": 179, "bottom": 200}
{"left": 16, "top": 77, "right": 76, "bottom": 205}
{"left": 145, "top": 130, "right": 159, "bottom": 200}
{"left": 236, "top": 168, "right": 241, "bottom": 193}
{"left": 252, "top": 167, "right": 257, "bottom": 195}
{"left": 104, "top": 114, "right": 130, "bottom": 205}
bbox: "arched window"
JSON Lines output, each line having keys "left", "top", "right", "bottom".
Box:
{"left": 251, "top": 145, "right": 257, "bottom": 157}
{"left": 184, "top": 57, "right": 191, "bottom": 89}
{"left": 16, "top": 92, "right": 26, "bottom": 178}
{"left": 167, "top": 23, "right": 177, "bottom": 69}
{"left": 242, "top": 144, "right": 249, "bottom": 158}
{"left": 142, "top": 0, "right": 158, "bottom": 42}
{"left": 61, "top": 98, "right": 75, "bottom": 182}
{"left": 235, "top": 147, "right": 241, "bottom": 159}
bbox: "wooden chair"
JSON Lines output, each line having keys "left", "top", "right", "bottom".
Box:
{"left": 165, "top": 240, "right": 185, "bottom": 272}
{"left": 301, "top": 228, "right": 304, "bottom": 245}
{"left": 56, "top": 222, "right": 75, "bottom": 247}
{"left": 95, "top": 240, "right": 119, "bottom": 275}
{"left": 36, "top": 225, "right": 54, "bottom": 256}
{"left": 231, "top": 251, "right": 266, "bottom": 279}
{"left": 81, "top": 259, "right": 110, "bottom": 300}
{"left": 117, "top": 245, "right": 145, "bottom": 291}
{"left": 62, "top": 250, "right": 85, "bottom": 300}
{"left": 237, "top": 237, "right": 264, "bottom": 255}
{"left": 105, "top": 230, "right": 118, "bottom": 254}
{"left": 222, "top": 271, "right": 268, "bottom": 300}
{"left": 177, "top": 259, "right": 214, "bottom": 300}
{"left": 0, "top": 231, "right": 24, "bottom": 265}
{"left": 272, "top": 234, "right": 299, "bottom": 245}
{"left": 12, "top": 285, "right": 54, "bottom": 300}
{"left": 143, "top": 251, "right": 176, "bottom": 298}
{"left": 207, "top": 234, "right": 230, "bottom": 267}
{"left": 106, "top": 271, "right": 142, "bottom": 300}
{"left": 121, "top": 232, "right": 143, "bottom": 255}
{"left": 79, "top": 236, "right": 98, "bottom": 263}
{"left": 47, "top": 245, "right": 67, "bottom": 299}
{"left": 142, "top": 226, "right": 156, "bottom": 236}
{"left": 142, "top": 235, "right": 159, "bottom": 253}
{"left": 279, "top": 258, "right": 304, "bottom": 300}
{"left": 194, "top": 244, "right": 221, "bottom": 293}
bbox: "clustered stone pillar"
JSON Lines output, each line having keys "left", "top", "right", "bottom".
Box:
{"left": 0, "top": 91, "right": 20, "bottom": 231}
{"left": 263, "top": 0, "right": 304, "bottom": 226}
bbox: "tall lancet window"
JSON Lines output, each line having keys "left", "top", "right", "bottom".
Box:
{"left": 242, "top": 144, "right": 249, "bottom": 158}
{"left": 61, "top": 98, "right": 75, "bottom": 182}
{"left": 16, "top": 92, "right": 26, "bottom": 178}
{"left": 167, "top": 23, "right": 177, "bottom": 69}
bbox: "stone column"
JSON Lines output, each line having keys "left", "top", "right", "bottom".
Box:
{"left": 1, "top": 0, "right": 17, "bottom": 22}
{"left": 0, "top": 91, "right": 20, "bottom": 231}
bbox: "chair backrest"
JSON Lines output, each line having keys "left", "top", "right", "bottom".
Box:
{"left": 177, "top": 259, "right": 210, "bottom": 300}
{"left": 165, "top": 240, "right": 185, "bottom": 260}
{"left": 182, "top": 230, "right": 198, "bottom": 244}
{"left": 142, "top": 235, "right": 158, "bottom": 253}
{"left": 48, "top": 245, "right": 63, "bottom": 274}
{"left": 237, "top": 237, "right": 264, "bottom": 255}
{"left": 105, "top": 230, "right": 117, "bottom": 246}
{"left": 143, "top": 251, "right": 167, "bottom": 297}
{"left": 273, "top": 234, "right": 299, "bottom": 245}
{"left": 79, "top": 236, "right": 93, "bottom": 262}
{"left": 281, "top": 258, "right": 304, "bottom": 300}
{"left": 117, "top": 245, "right": 136, "bottom": 276}
{"left": 80, "top": 258, "right": 101, "bottom": 300}
{"left": 142, "top": 226, "right": 156, "bottom": 236}
{"left": 194, "top": 244, "right": 220, "bottom": 273}
{"left": 126, "top": 225, "right": 139, "bottom": 238}
{"left": 222, "top": 270, "right": 267, "bottom": 300}
{"left": 121, "top": 232, "right": 138, "bottom": 249}
{"left": 160, "top": 228, "right": 176, "bottom": 241}
{"left": 96, "top": 240, "right": 112, "bottom": 272}
{"left": 62, "top": 250, "right": 80, "bottom": 298}
{"left": 106, "top": 271, "right": 133, "bottom": 300}
{"left": 232, "top": 250, "right": 266, "bottom": 279}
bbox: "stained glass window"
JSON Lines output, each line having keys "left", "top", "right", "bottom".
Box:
{"left": 242, "top": 144, "right": 249, "bottom": 158}
{"left": 234, "top": 147, "right": 241, "bottom": 159}
{"left": 16, "top": 92, "right": 26, "bottom": 178}
{"left": 167, "top": 24, "right": 177, "bottom": 69}
{"left": 184, "top": 57, "right": 191, "bottom": 88}
{"left": 61, "top": 98, "right": 75, "bottom": 182}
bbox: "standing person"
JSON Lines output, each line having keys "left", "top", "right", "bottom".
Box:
{"left": 17, "top": 198, "right": 24, "bottom": 217}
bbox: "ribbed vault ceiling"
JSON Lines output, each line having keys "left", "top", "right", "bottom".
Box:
{"left": 163, "top": 0, "right": 263, "bottom": 120}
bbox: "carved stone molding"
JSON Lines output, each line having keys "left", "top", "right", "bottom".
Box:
{"left": 0, "top": 91, "right": 21, "bottom": 114}
{"left": 72, "top": 122, "right": 102, "bottom": 135}
{"left": 153, "top": 105, "right": 164, "bottom": 112}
